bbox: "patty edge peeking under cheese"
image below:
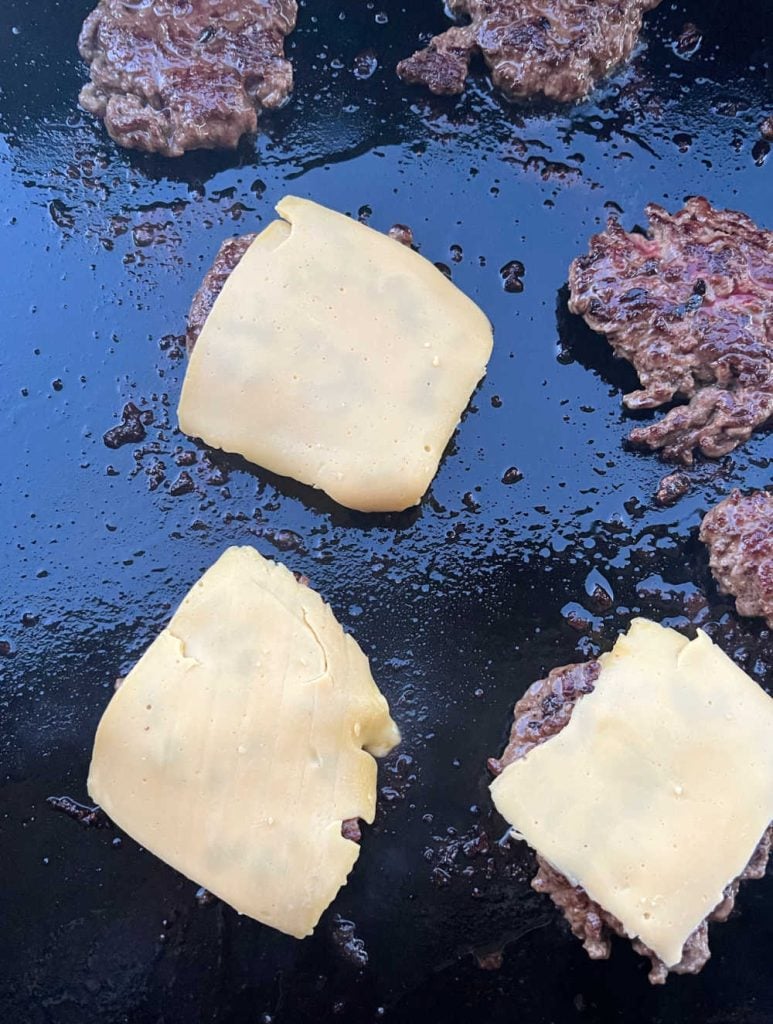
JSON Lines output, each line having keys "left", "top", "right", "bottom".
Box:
{"left": 490, "top": 618, "right": 773, "bottom": 968}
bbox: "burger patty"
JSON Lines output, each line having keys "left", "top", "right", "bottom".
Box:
{"left": 700, "top": 489, "right": 773, "bottom": 629}
{"left": 78, "top": 0, "right": 297, "bottom": 157}
{"left": 489, "top": 660, "right": 773, "bottom": 984}
{"left": 568, "top": 197, "right": 773, "bottom": 464}
{"left": 396, "top": 0, "right": 662, "bottom": 103}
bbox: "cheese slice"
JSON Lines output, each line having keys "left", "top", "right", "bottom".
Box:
{"left": 178, "top": 195, "right": 493, "bottom": 513}
{"left": 490, "top": 618, "right": 773, "bottom": 967}
{"left": 88, "top": 546, "right": 400, "bottom": 939}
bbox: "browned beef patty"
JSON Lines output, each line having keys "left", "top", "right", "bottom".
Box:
{"left": 700, "top": 489, "right": 773, "bottom": 628}
{"left": 78, "top": 0, "right": 297, "bottom": 157}
{"left": 397, "top": 0, "right": 662, "bottom": 103}
{"left": 568, "top": 197, "right": 773, "bottom": 464}
{"left": 490, "top": 659, "right": 773, "bottom": 983}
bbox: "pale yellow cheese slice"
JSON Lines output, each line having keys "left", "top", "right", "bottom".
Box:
{"left": 178, "top": 195, "right": 493, "bottom": 513}
{"left": 88, "top": 546, "right": 400, "bottom": 939}
{"left": 490, "top": 618, "right": 773, "bottom": 967}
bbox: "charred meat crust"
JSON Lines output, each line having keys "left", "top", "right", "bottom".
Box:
{"left": 78, "top": 0, "right": 297, "bottom": 157}
{"left": 568, "top": 197, "right": 773, "bottom": 464}
{"left": 397, "top": 0, "right": 662, "bottom": 103}
{"left": 700, "top": 489, "right": 773, "bottom": 628}
{"left": 490, "top": 658, "right": 773, "bottom": 983}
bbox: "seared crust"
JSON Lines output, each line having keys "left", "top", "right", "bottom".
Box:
{"left": 78, "top": 0, "right": 296, "bottom": 156}
{"left": 491, "top": 656, "right": 773, "bottom": 983}
{"left": 569, "top": 197, "right": 773, "bottom": 464}
{"left": 397, "top": 0, "right": 662, "bottom": 103}
{"left": 700, "top": 489, "right": 773, "bottom": 628}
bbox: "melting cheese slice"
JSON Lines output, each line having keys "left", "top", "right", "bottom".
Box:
{"left": 178, "top": 195, "right": 493, "bottom": 513}
{"left": 490, "top": 618, "right": 773, "bottom": 967}
{"left": 88, "top": 546, "right": 400, "bottom": 939}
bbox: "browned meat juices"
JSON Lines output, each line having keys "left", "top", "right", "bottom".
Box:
{"left": 78, "top": 0, "right": 297, "bottom": 157}
{"left": 397, "top": 0, "right": 662, "bottom": 103}
{"left": 490, "top": 660, "right": 773, "bottom": 984}
{"left": 700, "top": 489, "right": 773, "bottom": 628}
{"left": 569, "top": 198, "right": 773, "bottom": 463}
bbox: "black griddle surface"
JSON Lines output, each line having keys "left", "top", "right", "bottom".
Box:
{"left": 1, "top": 2, "right": 772, "bottom": 1022}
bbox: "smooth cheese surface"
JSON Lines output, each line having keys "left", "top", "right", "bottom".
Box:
{"left": 490, "top": 618, "right": 773, "bottom": 967}
{"left": 178, "top": 195, "right": 493, "bottom": 513}
{"left": 88, "top": 546, "right": 400, "bottom": 939}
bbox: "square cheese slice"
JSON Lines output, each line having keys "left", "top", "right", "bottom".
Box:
{"left": 490, "top": 618, "right": 773, "bottom": 967}
{"left": 88, "top": 546, "right": 400, "bottom": 939}
{"left": 178, "top": 195, "right": 494, "bottom": 513}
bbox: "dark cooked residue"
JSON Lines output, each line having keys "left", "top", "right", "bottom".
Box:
{"left": 47, "top": 795, "right": 110, "bottom": 828}
{"left": 330, "top": 914, "right": 369, "bottom": 967}
{"left": 103, "top": 401, "right": 152, "bottom": 449}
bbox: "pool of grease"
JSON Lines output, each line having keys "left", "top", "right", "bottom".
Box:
{"left": 1, "top": 1, "right": 772, "bottom": 1022}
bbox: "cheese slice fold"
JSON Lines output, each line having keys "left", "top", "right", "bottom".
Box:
{"left": 178, "top": 195, "right": 493, "bottom": 513}
{"left": 490, "top": 618, "right": 773, "bottom": 967}
{"left": 88, "top": 546, "right": 400, "bottom": 938}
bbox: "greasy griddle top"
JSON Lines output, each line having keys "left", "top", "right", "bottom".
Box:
{"left": 1, "top": 2, "right": 772, "bottom": 1022}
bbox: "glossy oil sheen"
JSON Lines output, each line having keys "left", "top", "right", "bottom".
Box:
{"left": 0, "top": 2, "right": 771, "bottom": 1022}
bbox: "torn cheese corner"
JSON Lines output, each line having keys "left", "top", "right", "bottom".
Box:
{"left": 490, "top": 618, "right": 773, "bottom": 968}
{"left": 177, "top": 195, "right": 493, "bottom": 513}
{"left": 88, "top": 546, "right": 400, "bottom": 939}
